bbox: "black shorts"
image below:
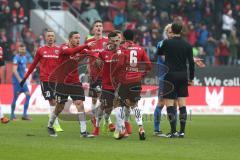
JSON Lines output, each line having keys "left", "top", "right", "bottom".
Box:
{"left": 89, "top": 79, "right": 102, "bottom": 98}
{"left": 118, "top": 82, "right": 142, "bottom": 103}
{"left": 100, "top": 89, "right": 115, "bottom": 108}
{"left": 163, "top": 71, "right": 189, "bottom": 99}
{"left": 55, "top": 83, "right": 85, "bottom": 104}
{"left": 40, "top": 82, "right": 56, "bottom": 100}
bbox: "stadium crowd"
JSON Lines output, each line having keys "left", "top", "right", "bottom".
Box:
{"left": 0, "top": 0, "right": 240, "bottom": 66}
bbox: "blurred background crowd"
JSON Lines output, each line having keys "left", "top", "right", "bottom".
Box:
{"left": 0, "top": 0, "right": 239, "bottom": 67}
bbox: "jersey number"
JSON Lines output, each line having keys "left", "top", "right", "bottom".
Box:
{"left": 130, "top": 50, "right": 137, "bottom": 67}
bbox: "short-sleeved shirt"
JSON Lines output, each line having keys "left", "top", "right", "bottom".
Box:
{"left": 12, "top": 54, "right": 27, "bottom": 84}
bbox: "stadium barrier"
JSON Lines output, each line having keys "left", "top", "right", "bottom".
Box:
{"left": 0, "top": 84, "right": 240, "bottom": 115}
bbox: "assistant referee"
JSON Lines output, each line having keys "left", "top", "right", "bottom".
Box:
{"left": 157, "top": 22, "right": 195, "bottom": 138}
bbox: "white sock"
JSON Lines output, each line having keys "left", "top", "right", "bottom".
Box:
{"left": 124, "top": 107, "right": 131, "bottom": 122}
{"left": 0, "top": 106, "right": 3, "bottom": 119}
{"left": 48, "top": 112, "right": 57, "bottom": 128}
{"left": 91, "top": 103, "right": 97, "bottom": 116}
{"left": 104, "top": 112, "right": 112, "bottom": 124}
{"left": 50, "top": 105, "right": 60, "bottom": 126}
{"left": 96, "top": 107, "right": 103, "bottom": 127}
{"left": 133, "top": 106, "right": 143, "bottom": 126}
{"left": 78, "top": 112, "right": 86, "bottom": 133}
{"left": 114, "top": 107, "right": 125, "bottom": 132}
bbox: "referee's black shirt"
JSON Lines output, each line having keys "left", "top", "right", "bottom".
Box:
{"left": 157, "top": 36, "right": 195, "bottom": 80}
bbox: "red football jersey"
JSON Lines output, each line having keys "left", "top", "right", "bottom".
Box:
{"left": 56, "top": 43, "right": 88, "bottom": 84}
{"left": 24, "top": 45, "right": 60, "bottom": 82}
{"left": 112, "top": 41, "right": 152, "bottom": 85}
{"left": 99, "top": 49, "right": 120, "bottom": 91}
{"left": 85, "top": 37, "right": 108, "bottom": 80}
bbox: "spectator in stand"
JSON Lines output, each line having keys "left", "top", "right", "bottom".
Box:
{"left": 81, "top": 1, "right": 101, "bottom": 26}
{"left": 204, "top": 35, "right": 217, "bottom": 66}
{"left": 187, "top": 23, "right": 198, "bottom": 46}
{"left": 113, "top": 9, "right": 126, "bottom": 30}
{"left": 222, "top": 10, "right": 236, "bottom": 37}
{"left": 0, "top": 0, "right": 12, "bottom": 34}
{"left": 228, "top": 28, "right": 239, "bottom": 65}
{"left": 217, "top": 34, "right": 230, "bottom": 65}
{"left": 0, "top": 29, "right": 12, "bottom": 61}
{"left": 197, "top": 23, "right": 209, "bottom": 47}
{"left": 22, "top": 28, "right": 36, "bottom": 55}
{"left": 11, "top": 0, "right": 27, "bottom": 42}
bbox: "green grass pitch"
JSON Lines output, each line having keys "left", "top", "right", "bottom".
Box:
{"left": 0, "top": 115, "right": 239, "bottom": 160}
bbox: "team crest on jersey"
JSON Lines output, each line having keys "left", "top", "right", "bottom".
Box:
{"left": 55, "top": 50, "right": 59, "bottom": 54}
{"left": 62, "top": 46, "right": 68, "bottom": 50}
{"left": 117, "top": 50, "right": 121, "bottom": 55}
{"left": 43, "top": 51, "right": 47, "bottom": 54}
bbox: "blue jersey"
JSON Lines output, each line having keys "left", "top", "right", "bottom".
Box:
{"left": 12, "top": 54, "right": 27, "bottom": 84}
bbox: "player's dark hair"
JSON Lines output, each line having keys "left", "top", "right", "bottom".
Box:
{"left": 92, "top": 20, "right": 103, "bottom": 27}
{"left": 45, "top": 29, "right": 54, "bottom": 33}
{"left": 68, "top": 31, "right": 79, "bottom": 39}
{"left": 123, "top": 29, "right": 134, "bottom": 41}
{"left": 114, "top": 30, "right": 122, "bottom": 34}
{"left": 108, "top": 31, "right": 118, "bottom": 38}
{"left": 171, "top": 22, "right": 183, "bottom": 34}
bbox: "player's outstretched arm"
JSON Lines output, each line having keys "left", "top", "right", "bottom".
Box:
{"left": 62, "top": 41, "right": 96, "bottom": 55}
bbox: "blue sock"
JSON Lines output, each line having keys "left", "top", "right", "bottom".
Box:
{"left": 154, "top": 106, "right": 163, "bottom": 132}
{"left": 11, "top": 94, "right": 18, "bottom": 119}
{"left": 23, "top": 95, "right": 30, "bottom": 117}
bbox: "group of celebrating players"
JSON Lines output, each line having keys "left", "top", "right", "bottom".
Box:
{"left": 19, "top": 20, "right": 152, "bottom": 140}
{"left": 0, "top": 20, "right": 203, "bottom": 140}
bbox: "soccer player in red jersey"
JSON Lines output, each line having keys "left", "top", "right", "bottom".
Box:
{"left": 112, "top": 29, "right": 152, "bottom": 140}
{"left": 47, "top": 31, "right": 95, "bottom": 137}
{"left": 91, "top": 31, "right": 122, "bottom": 137}
{"left": 20, "top": 30, "right": 63, "bottom": 131}
{"left": 85, "top": 20, "right": 115, "bottom": 132}
{"left": 0, "top": 47, "right": 10, "bottom": 124}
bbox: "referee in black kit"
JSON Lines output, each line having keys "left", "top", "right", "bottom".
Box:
{"left": 157, "top": 22, "right": 195, "bottom": 138}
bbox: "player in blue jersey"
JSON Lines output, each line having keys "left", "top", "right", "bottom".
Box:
{"left": 11, "top": 44, "right": 31, "bottom": 121}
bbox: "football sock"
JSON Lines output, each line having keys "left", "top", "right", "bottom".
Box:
{"left": 0, "top": 106, "right": 3, "bottom": 119}
{"left": 179, "top": 106, "right": 187, "bottom": 133}
{"left": 50, "top": 105, "right": 60, "bottom": 126}
{"left": 78, "top": 112, "right": 87, "bottom": 133}
{"left": 167, "top": 106, "right": 177, "bottom": 133}
{"left": 91, "top": 103, "right": 97, "bottom": 117}
{"left": 104, "top": 112, "right": 111, "bottom": 124}
{"left": 48, "top": 112, "right": 57, "bottom": 128}
{"left": 154, "top": 105, "right": 163, "bottom": 132}
{"left": 115, "top": 107, "right": 125, "bottom": 132}
{"left": 23, "top": 95, "right": 30, "bottom": 117}
{"left": 133, "top": 106, "right": 143, "bottom": 126}
{"left": 11, "top": 93, "right": 18, "bottom": 118}
{"left": 96, "top": 107, "right": 104, "bottom": 127}
{"left": 124, "top": 106, "right": 131, "bottom": 122}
